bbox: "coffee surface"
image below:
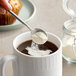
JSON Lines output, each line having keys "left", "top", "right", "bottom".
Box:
{"left": 17, "top": 40, "right": 58, "bottom": 55}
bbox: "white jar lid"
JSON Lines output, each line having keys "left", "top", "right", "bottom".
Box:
{"left": 63, "top": 0, "right": 76, "bottom": 18}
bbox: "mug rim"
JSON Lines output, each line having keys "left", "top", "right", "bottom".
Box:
{"left": 13, "top": 32, "right": 62, "bottom": 58}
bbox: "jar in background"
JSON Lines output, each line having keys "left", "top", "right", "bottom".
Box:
{"left": 62, "top": 19, "right": 76, "bottom": 62}
{"left": 62, "top": 0, "right": 76, "bottom": 62}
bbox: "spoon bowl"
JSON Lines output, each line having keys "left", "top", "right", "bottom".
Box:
{"left": 31, "top": 28, "right": 47, "bottom": 36}
{"left": 8, "top": 10, "right": 48, "bottom": 44}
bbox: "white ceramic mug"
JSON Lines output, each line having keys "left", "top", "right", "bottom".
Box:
{"left": 0, "top": 32, "right": 62, "bottom": 76}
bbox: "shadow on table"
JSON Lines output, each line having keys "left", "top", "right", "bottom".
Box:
{"left": 63, "top": 58, "right": 76, "bottom": 76}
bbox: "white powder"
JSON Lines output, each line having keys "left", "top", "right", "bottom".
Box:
{"left": 26, "top": 42, "right": 52, "bottom": 56}
{"left": 63, "top": 45, "right": 76, "bottom": 60}
{"left": 62, "top": 37, "right": 76, "bottom": 60}
{"left": 31, "top": 32, "right": 48, "bottom": 44}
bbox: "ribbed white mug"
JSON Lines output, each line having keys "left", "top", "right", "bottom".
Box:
{"left": 0, "top": 32, "right": 62, "bottom": 76}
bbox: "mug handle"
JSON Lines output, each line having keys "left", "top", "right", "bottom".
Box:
{"left": 0, "top": 55, "right": 18, "bottom": 76}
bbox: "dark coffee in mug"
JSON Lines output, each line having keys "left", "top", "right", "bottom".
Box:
{"left": 17, "top": 40, "right": 58, "bottom": 56}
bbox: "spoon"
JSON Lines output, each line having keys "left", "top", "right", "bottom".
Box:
{"left": 8, "top": 10, "right": 48, "bottom": 44}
